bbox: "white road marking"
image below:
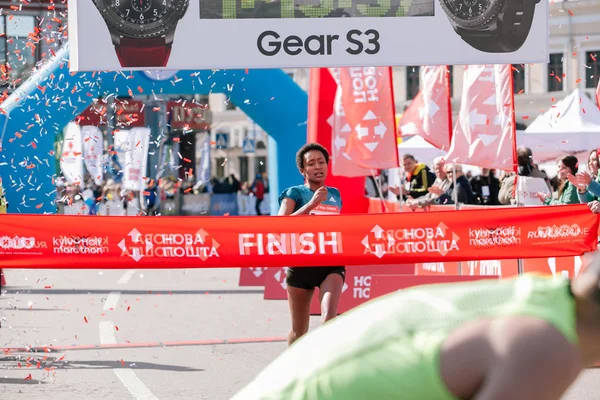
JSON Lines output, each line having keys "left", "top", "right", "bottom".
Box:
{"left": 103, "top": 292, "right": 121, "bottom": 311}
{"left": 117, "top": 270, "right": 137, "bottom": 285}
{"left": 99, "top": 321, "right": 159, "bottom": 400}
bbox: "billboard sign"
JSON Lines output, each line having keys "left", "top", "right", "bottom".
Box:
{"left": 69, "top": 0, "right": 549, "bottom": 71}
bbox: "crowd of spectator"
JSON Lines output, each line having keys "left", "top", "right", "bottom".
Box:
{"left": 369, "top": 147, "right": 593, "bottom": 210}
{"left": 54, "top": 172, "right": 269, "bottom": 216}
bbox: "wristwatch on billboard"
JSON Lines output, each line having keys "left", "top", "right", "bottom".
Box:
{"left": 439, "top": 0, "right": 541, "bottom": 53}
{"left": 92, "top": 0, "right": 189, "bottom": 68}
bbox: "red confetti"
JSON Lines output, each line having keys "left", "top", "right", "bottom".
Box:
{"left": 127, "top": 306, "right": 131, "bottom": 312}
{"left": 24, "top": 374, "right": 32, "bottom": 381}
{"left": 43, "top": 285, "right": 52, "bottom": 289}
{"left": 568, "top": 9, "right": 574, "bottom": 16}
{"left": 137, "top": 86, "right": 144, "bottom": 93}
{"left": 84, "top": 316, "right": 88, "bottom": 323}
{"left": 522, "top": 116, "right": 529, "bottom": 120}
{"left": 115, "top": 326, "right": 119, "bottom": 331}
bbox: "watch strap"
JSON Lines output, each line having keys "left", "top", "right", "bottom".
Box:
{"left": 461, "top": 0, "right": 537, "bottom": 53}
{"left": 115, "top": 37, "right": 172, "bottom": 68}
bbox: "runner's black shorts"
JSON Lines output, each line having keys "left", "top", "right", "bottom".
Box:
{"left": 286, "top": 266, "right": 346, "bottom": 290}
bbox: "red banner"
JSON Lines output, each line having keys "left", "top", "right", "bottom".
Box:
{"left": 445, "top": 65, "right": 517, "bottom": 172}
{"left": 338, "top": 66, "right": 399, "bottom": 171}
{"left": 238, "top": 267, "right": 267, "bottom": 287}
{"left": 307, "top": 68, "right": 369, "bottom": 214}
{"left": 416, "top": 256, "right": 585, "bottom": 280}
{"left": 370, "top": 274, "right": 497, "bottom": 300}
{"left": 167, "top": 101, "right": 211, "bottom": 131}
{"left": 329, "top": 68, "right": 372, "bottom": 178}
{"left": 0, "top": 205, "right": 597, "bottom": 269}
{"left": 398, "top": 66, "right": 452, "bottom": 151}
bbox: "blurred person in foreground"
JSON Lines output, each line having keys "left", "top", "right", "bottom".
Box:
{"left": 536, "top": 155, "right": 580, "bottom": 205}
{"left": 232, "top": 248, "right": 600, "bottom": 400}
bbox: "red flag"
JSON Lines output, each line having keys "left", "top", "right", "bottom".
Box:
{"left": 397, "top": 66, "right": 452, "bottom": 151}
{"left": 336, "top": 67, "right": 399, "bottom": 172}
{"left": 329, "top": 68, "right": 373, "bottom": 178}
{"left": 445, "top": 65, "right": 517, "bottom": 172}
{"left": 307, "top": 68, "right": 369, "bottom": 214}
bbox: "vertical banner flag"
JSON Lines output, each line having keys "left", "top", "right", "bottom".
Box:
{"left": 120, "top": 127, "right": 151, "bottom": 191}
{"left": 60, "top": 122, "right": 84, "bottom": 186}
{"left": 81, "top": 125, "right": 104, "bottom": 186}
{"left": 338, "top": 67, "right": 399, "bottom": 171}
{"left": 445, "top": 65, "right": 517, "bottom": 172}
{"left": 397, "top": 66, "right": 452, "bottom": 151}
{"left": 308, "top": 68, "right": 369, "bottom": 214}
{"left": 330, "top": 68, "right": 372, "bottom": 178}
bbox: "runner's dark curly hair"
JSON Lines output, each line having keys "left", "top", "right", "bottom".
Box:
{"left": 296, "top": 143, "right": 330, "bottom": 170}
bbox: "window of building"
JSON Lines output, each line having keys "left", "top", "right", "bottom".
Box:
{"left": 225, "top": 97, "right": 237, "bottom": 110}
{"left": 256, "top": 156, "right": 267, "bottom": 175}
{"left": 406, "top": 66, "right": 420, "bottom": 100}
{"left": 512, "top": 64, "right": 525, "bottom": 95}
{"left": 547, "top": 53, "right": 564, "bottom": 92}
{"left": 239, "top": 156, "right": 249, "bottom": 183}
{"left": 586, "top": 51, "right": 600, "bottom": 89}
{"left": 216, "top": 157, "right": 226, "bottom": 178}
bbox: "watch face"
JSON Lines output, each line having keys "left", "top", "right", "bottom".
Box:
{"left": 440, "top": 0, "right": 504, "bottom": 28}
{"left": 94, "top": 0, "right": 189, "bottom": 39}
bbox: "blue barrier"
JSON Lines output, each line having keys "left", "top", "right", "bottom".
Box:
{"left": 0, "top": 44, "right": 307, "bottom": 216}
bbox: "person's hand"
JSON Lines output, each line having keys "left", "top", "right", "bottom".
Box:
{"left": 589, "top": 200, "right": 600, "bottom": 214}
{"left": 536, "top": 192, "right": 550, "bottom": 202}
{"left": 567, "top": 173, "right": 582, "bottom": 188}
{"left": 578, "top": 171, "right": 593, "bottom": 186}
{"left": 428, "top": 186, "right": 444, "bottom": 196}
{"left": 309, "top": 187, "right": 328, "bottom": 208}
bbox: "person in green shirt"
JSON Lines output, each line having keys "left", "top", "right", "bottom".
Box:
{"left": 536, "top": 155, "right": 580, "bottom": 205}
{"left": 567, "top": 149, "right": 600, "bottom": 204}
{"left": 232, "top": 249, "right": 600, "bottom": 400}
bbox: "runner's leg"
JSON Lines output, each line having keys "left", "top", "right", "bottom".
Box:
{"left": 287, "top": 285, "right": 314, "bottom": 346}
{"left": 319, "top": 273, "right": 344, "bottom": 323}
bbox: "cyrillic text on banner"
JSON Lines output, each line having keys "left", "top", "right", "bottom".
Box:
{"left": 338, "top": 67, "right": 399, "bottom": 171}
{"left": 0, "top": 205, "right": 596, "bottom": 269}
{"left": 329, "top": 68, "right": 372, "bottom": 178}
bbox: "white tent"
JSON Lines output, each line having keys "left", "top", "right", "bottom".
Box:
{"left": 397, "top": 135, "right": 446, "bottom": 164}
{"left": 518, "top": 88, "right": 600, "bottom": 162}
